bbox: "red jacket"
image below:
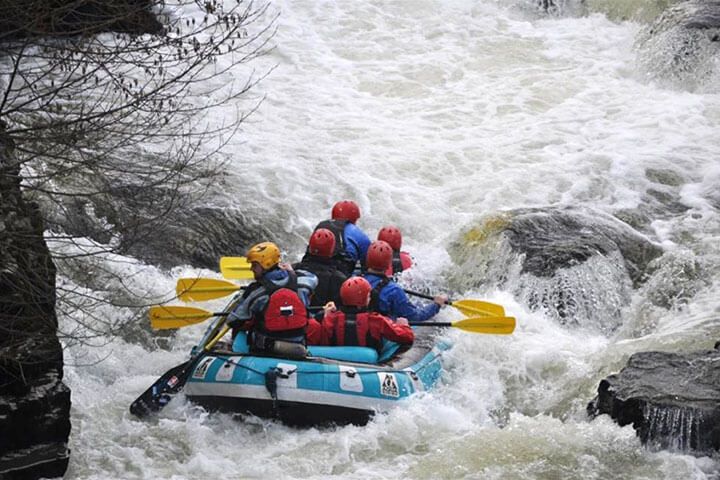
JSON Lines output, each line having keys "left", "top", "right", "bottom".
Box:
{"left": 308, "top": 309, "right": 414, "bottom": 351}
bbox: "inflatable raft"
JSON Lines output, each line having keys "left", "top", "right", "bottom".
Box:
{"left": 183, "top": 329, "right": 451, "bottom": 426}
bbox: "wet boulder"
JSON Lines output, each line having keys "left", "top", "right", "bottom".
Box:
{"left": 448, "top": 207, "right": 664, "bottom": 331}
{"left": 636, "top": 0, "right": 720, "bottom": 89}
{"left": 588, "top": 349, "right": 720, "bottom": 453}
{"left": 42, "top": 180, "right": 271, "bottom": 271}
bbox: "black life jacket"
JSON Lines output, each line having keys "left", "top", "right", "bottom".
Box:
{"left": 391, "top": 250, "right": 404, "bottom": 275}
{"left": 256, "top": 271, "right": 308, "bottom": 339}
{"left": 293, "top": 257, "right": 348, "bottom": 307}
{"left": 330, "top": 311, "right": 383, "bottom": 352}
{"left": 368, "top": 275, "right": 391, "bottom": 316}
{"left": 306, "top": 219, "right": 356, "bottom": 275}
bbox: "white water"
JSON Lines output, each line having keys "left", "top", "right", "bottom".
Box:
{"left": 62, "top": 1, "right": 720, "bottom": 478}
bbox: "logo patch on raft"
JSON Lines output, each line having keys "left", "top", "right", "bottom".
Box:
{"left": 378, "top": 372, "right": 399, "bottom": 398}
{"left": 192, "top": 357, "right": 214, "bottom": 380}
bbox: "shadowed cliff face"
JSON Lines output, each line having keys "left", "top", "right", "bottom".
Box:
{"left": 0, "top": 127, "right": 71, "bottom": 478}
{"left": 0, "top": 0, "right": 162, "bottom": 41}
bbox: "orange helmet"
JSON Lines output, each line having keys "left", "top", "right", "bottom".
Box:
{"left": 308, "top": 228, "right": 335, "bottom": 258}
{"left": 246, "top": 242, "right": 280, "bottom": 270}
{"left": 331, "top": 200, "right": 361, "bottom": 224}
{"left": 378, "top": 226, "right": 402, "bottom": 251}
{"left": 366, "top": 240, "right": 393, "bottom": 271}
{"left": 340, "top": 277, "right": 372, "bottom": 307}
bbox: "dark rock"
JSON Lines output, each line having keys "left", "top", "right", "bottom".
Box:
{"left": 0, "top": 0, "right": 162, "bottom": 41}
{"left": 448, "top": 207, "right": 664, "bottom": 330}
{"left": 611, "top": 168, "right": 691, "bottom": 234}
{"left": 41, "top": 177, "right": 270, "bottom": 271}
{"left": 120, "top": 204, "right": 273, "bottom": 270}
{"left": 645, "top": 168, "right": 686, "bottom": 187}
{"left": 588, "top": 349, "right": 720, "bottom": 453}
{"left": 501, "top": 207, "right": 663, "bottom": 283}
{"left": 636, "top": 0, "right": 720, "bottom": 89}
{"left": 0, "top": 126, "right": 71, "bottom": 479}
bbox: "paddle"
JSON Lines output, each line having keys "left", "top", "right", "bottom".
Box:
{"left": 404, "top": 289, "right": 505, "bottom": 317}
{"left": 149, "top": 305, "right": 514, "bottom": 335}
{"left": 150, "top": 305, "right": 222, "bottom": 329}
{"left": 219, "top": 256, "right": 253, "bottom": 280}
{"left": 150, "top": 305, "right": 230, "bottom": 329}
{"left": 413, "top": 317, "right": 515, "bottom": 335}
{"left": 176, "top": 277, "right": 245, "bottom": 302}
{"left": 129, "top": 320, "right": 230, "bottom": 418}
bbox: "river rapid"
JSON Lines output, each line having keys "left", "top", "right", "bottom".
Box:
{"left": 62, "top": 1, "right": 720, "bottom": 478}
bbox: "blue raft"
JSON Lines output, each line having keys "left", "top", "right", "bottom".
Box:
{"left": 183, "top": 329, "right": 451, "bottom": 426}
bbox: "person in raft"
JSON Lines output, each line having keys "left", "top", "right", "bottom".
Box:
{"left": 307, "top": 200, "right": 371, "bottom": 276}
{"left": 377, "top": 225, "right": 413, "bottom": 278}
{"left": 292, "top": 228, "right": 348, "bottom": 308}
{"left": 228, "top": 242, "right": 317, "bottom": 354}
{"left": 362, "top": 240, "right": 448, "bottom": 322}
{"left": 306, "top": 277, "right": 414, "bottom": 350}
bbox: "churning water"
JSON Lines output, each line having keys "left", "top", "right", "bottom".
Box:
{"left": 61, "top": 0, "right": 720, "bottom": 478}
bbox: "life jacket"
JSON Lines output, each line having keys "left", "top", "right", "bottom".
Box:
{"left": 308, "top": 219, "right": 356, "bottom": 275}
{"left": 385, "top": 251, "right": 414, "bottom": 277}
{"left": 391, "top": 250, "right": 404, "bottom": 274}
{"left": 294, "top": 257, "right": 348, "bottom": 307}
{"left": 368, "top": 275, "right": 392, "bottom": 316}
{"left": 256, "top": 271, "right": 308, "bottom": 338}
{"left": 329, "top": 311, "right": 383, "bottom": 352}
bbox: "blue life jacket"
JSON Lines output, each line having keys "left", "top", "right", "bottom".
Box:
{"left": 364, "top": 273, "right": 440, "bottom": 322}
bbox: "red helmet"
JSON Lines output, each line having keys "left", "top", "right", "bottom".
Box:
{"left": 366, "top": 240, "right": 393, "bottom": 271}
{"left": 340, "top": 276, "right": 372, "bottom": 307}
{"left": 308, "top": 228, "right": 335, "bottom": 258}
{"left": 331, "top": 200, "right": 361, "bottom": 224}
{"left": 378, "top": 226, "right": 402, "bottom": 251}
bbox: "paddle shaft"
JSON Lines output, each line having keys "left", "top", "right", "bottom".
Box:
{"left": 404, "top": 289, "right": 448, "bottom": 304}
{"left": 409, "top": 322, "right": 454, "bottom": 327}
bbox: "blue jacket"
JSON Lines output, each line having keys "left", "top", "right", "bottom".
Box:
{"left": 229, "top": 268, "right": 317, "bottom": 324}
{"left": 343, "top": 222, "right": 371, "bottom": 267}
{"left": 363, "top": 273, "right": 440, "bottom": 322}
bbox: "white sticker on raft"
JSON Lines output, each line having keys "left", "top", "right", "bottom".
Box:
{"left": 215, "top": 357, "right": 241, "bottom": 382}
{"left": 192, "top": 357, "right": 214, "bottom": 380}
{"left": 339, "top": 366, "right": 363, "bottom": 392}
{"left": 378, "top": 372, "right": 399, "bottom": 398}
{"left": 276, "top": 363, "right": 298, "bottom": 389}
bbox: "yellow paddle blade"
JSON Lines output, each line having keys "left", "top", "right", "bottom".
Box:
{"left": 451, "top": 299, "right": 505, "bottom": 318}
{"left": 176, "top": 278, "right": 241, "bottom": 302}
{"left": 219, "top": 256, "right": 254, "bottom": 280}
{"left": 451, "top": 316, "right": 516, "bottom": 335}
{"left": 149, "top": 305, "right": 215, "bottom": 330}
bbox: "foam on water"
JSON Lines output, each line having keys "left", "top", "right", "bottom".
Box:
{"left": 61, "top": 0, "right": 720, "bottom": 478}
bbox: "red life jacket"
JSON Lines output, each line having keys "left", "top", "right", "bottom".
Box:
{"left": 328, "top": 311, "right": 383, "bottom": 352}
{"left": 257, "top": 271, "right": 308, "bottom": 337}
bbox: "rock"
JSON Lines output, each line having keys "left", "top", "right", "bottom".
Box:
{"left": 588, "top": 349, "right": 720, "bottom": 453}
{"left": 501, "top": 207, "right": 663, "bottom": 284}
{"left": 448, "top": 207, "right": 664, "bottom": 331}
{"left": 636, "top": 0, "right": 720, "bottom": 89}
{"left": 0, "top": 126, "right": 71, "bottom": 479}
{"left": 41, "top": 177, "right": 270, "bottom": 271}
{"left": 119, "top": 204, "right": 272, "bottom": 270}
{"left": 0, "top": 0, "right": 162, "bottom": 41}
